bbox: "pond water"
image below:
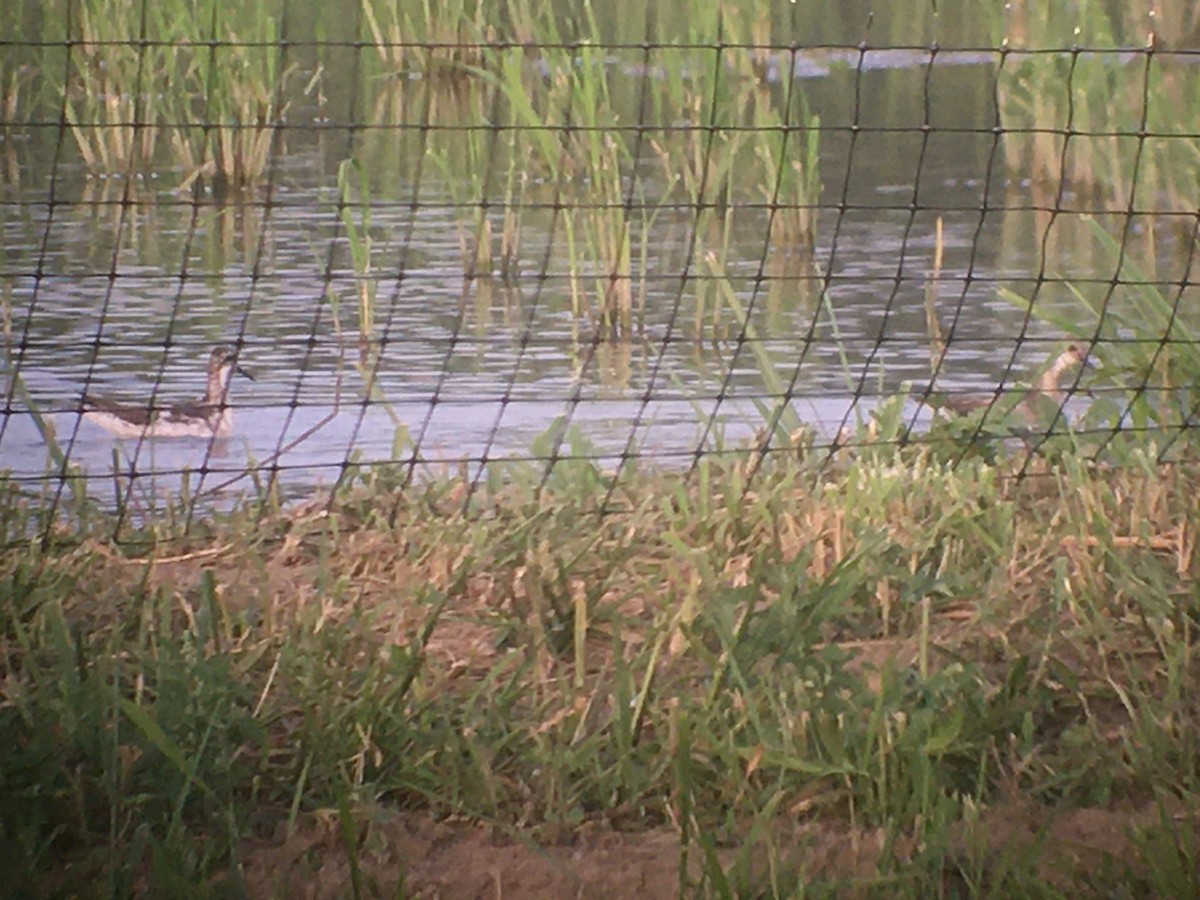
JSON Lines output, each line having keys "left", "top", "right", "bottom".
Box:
{"left": 1, "top": 4, "right": 1195, "bottom": 509}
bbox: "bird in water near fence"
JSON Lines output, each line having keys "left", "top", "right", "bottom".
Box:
{"left": 82, "top": 345, "right": 255, "bottom": 439}
{"left": 922, "top": 343, "right": 1096, "bottom": 424}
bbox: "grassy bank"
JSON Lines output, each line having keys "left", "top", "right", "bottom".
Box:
{"left": 2, "top": 441, "right": 1198, "bottom": 897}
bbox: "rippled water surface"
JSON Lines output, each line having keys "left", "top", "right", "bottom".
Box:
{"left": 2, "top": 32, "right": 1191, "bottom": 507}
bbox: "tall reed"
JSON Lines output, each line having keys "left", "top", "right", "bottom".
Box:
{"left": 174, "top": 1, "right": 293, "bottom": 196}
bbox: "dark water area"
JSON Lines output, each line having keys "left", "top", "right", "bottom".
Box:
{"left": 2, "top": 1, "right": 1196, "bottom": 506}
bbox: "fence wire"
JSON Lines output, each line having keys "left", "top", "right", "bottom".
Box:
{"left": 2, "top": 2, "right": 1200, "bottom": 545}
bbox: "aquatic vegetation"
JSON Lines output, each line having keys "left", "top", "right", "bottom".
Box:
{"left": 359, "top": 0, "right": 508, "bottom": 81}
{"left": 1001, "top": 219, "right": 1200, "bottom": 459}
{"left": 996, "top": 4, "right": 1200, "bottom": 221}
{"left": 15, "top": 0, "right": 292, "bottom": 190}
{"left": 60, "top": 0, "right": 181, "bottom": 174}
{"left": 353, "top": 0, "right": 826, "bottom": 340}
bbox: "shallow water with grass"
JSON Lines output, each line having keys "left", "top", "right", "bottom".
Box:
{"left": 4, "top": 0, "right": 1200, "bottom": 507}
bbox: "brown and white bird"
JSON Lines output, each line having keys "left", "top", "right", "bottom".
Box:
{"left": 82, "top": 345, "right": 254, "bottom": 438}
{"left": 923, "top": 344, "right": 1096, "bottom": 422}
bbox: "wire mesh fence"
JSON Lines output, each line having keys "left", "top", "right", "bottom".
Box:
{"left": 2, "top": 1, "right": 1199, "bottom": 542}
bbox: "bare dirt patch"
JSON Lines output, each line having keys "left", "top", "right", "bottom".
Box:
{"left": 240, "top": 815, "right": 685, "bottom": 899}
{"left": 235, "top": 799, "right": 1194, "bottom": 898}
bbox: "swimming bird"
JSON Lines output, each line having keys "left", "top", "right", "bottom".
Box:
{"left": 923, "top": 344, "right": 1096, "bottom": 422}
{"left": 82, "top": 345, "right": 254, "bottom": 438}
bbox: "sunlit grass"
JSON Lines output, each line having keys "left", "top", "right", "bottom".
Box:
{"left": 2, "top": 432, "right": 1198, "bottom": 894}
